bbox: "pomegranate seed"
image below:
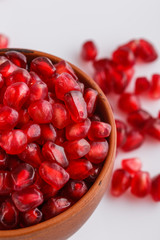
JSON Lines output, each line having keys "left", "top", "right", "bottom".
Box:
{"left": 39, "top": 161, "right": 69, "bottom": 190}
{"left": 122, "top": 67, "right": 134, "bottom": 84}
{"left": 118, "top": 93, "right": 141, "bottom": 113}
{"left": 12, "top": 186, "right": 43, "bottom": 212}
{"left": 51, "top": 102, "right": 70, "bottom": 129}
{"left": 86, "top": 140, "right": 109, "bottom": 164}
{"left": 5, "top": 51, "right": 27, "bottom": 68}
{"left": 42, "top": 197, "right": 71, "bottom": 220}
{"left": 0, "top": 171, "right": 12, "bottom": 195}
{"left": 81, "top": 41, "right": 97, "bottom": 61}
{"left": 66, "top": 118, "right": 91, "bottom": 140}
{"left": 55, "top": 60, "right": 77, "bottom": 80}
{"left": 38, "top": 123, "right": 57, "bottom": 145}
{"left": 151, "top": 175, "right": 160, "bottom": 201}
{"left": 0, "top": 148, "right": 7, "bottom": 169}
{"left": 6, "top": 156, "right": 21, "bottom": 171}
{"left": 94, "top": 70, "right": 112, "bottom": 94}
{"left": 64, "top": 139, "right": 90, "bottom": 160}
{"left": 135, "top": 77, "right": 150, "bottom": 95}
{"left": 93, "top": 58, "right": 114, "bottom": 71}
{"left": 0, "top": 59, "right": 18, "bottom": 78}
{"left": 147, "top": 118, "right": 160, "bottom": 140}
{"left": 112, "top": 70, "right": 128, "bottom": 94}
{"left": 42, "top": 141, "right": 69, "bottom": 168}
{"left": 66, "top": 159, "right": 93, "bottom": 180}
{"left": 22, "top": 122, "right": 41, "bottom": 143}
{"left": 6, "top": 68, "right": 31, "bottom": 86}
{"left": 121, "top": 158, "right": 142, "bottom": 175}
{"left": 111, "top": 169, "right": 131, "bottom": 197}
{"left": 112, "top": 46, "right": 135, "bottom": 68}
{"left": 0, "top": 74, "right": 4, "bottom": 89}
{"left": 86, "top": 164, "right": 102, "bottom": 183}
{"left": 0, "top": 130, "right": 27, "bottom": 154}
{"left": 28, "top": 100, "right": 53, "bottom": 124}
{"left": 11, "top": 163, "right": 35, "bottom": 191}
{"left": 21, "top": 208, "right": 42, "bottom": 227}
{"left": 115, "top": 119, "right": 127, "bottom": 148}
{"left": 41, "top": 182, "right": 58, "bottom": 201}
{"left": 84, "top": 88, "right": 98, "bottom": 117}
{"left": 88, "top": 121, "right": 111, "bottom": 140}
{"left": 0, "top": 199, "right": 18, "bottom": 229}
{"left": 63, "top": 180, "right": 88, "bottom": 200}
{"left": 29, "top": 71, "right": 42, "bottom": 86}
{"left": 0, "top": 34, "right": 9, "bottom": 48}
{"left": 0, "top": 106, "right": 19, "bottom": 132}
{"left": 122, "top": 130, "right": 144, "bottom": 151}
{"left": 149, "top": 74, "right": 160, "bottom": 99}
{"left": 136, "top": 39, "right": 158, "bottom": 62}
{"left": 131, "top": 171, "right": 151, "bottom": 197}
{"left": 64, "top": 91, "right": 87, "bottom": 123}
{"left": 18, "top": 143, "right": 43, "bottom": 168}
{"left": 16, "top": 109, "right": 30, "bottom": 128}
{"left": 27, "top": 80, "right": 48, "bottom": 105}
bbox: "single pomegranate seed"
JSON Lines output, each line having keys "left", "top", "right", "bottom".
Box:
{"left": 122, "top": 130, "right": 144, "bottom": 151}
{"left": 121, "top": 158, "right": 142, "bottom": 175}
{"left": 27, "top": 80, "right": 48, "bottom": 105}
{"left": 55, "top": 60, "right": 77, "bottom": 80}
{"left": 6, "top": 156, "right": 21, "bottom": 171}
{"left": 81, "top": 41, "right": 97, "bottom": 61}
{"left": 28, "top": 100, "right": 53, "bottom": 124}
{"left": 5, "top": 51, "right": 27, "bottom": 68}
{"left": 151, "top": 175, "right": 160, "bottom": 201}
{"left": 66, "top": 118, "right": 91, "bottom": 140}
{"left": 131, "top": 171, "right": 151, "bottom": 197}
{"left": 147, "top": 118, "right": 160, "bottom": 140}
{"left": 11, "top": 163, "right": 35, "bottom": 191}
{"left": 64, "top": 139, "right": 90, "bottom": 160}
{"left": 0, "top": 199, "right": 19, "bottom": 229}
{"left": 63, "top": 180, "right": 88, "bottom": 200}
{"left": 135, "top": 77, "right": 150, "bottom": 95}
{"left": 111, "top": 169, "right": 131, "bottom": 197}
{"left": 3, "top": 82, "right": 30, "bottom": 110}
{"left": 22, "top": 122, "right": 41, "bottom": 143}
{"left": 55, "top": 129, "right": 66, "bottom": 146}
{"left": 0, "top": 148, "right": 7, "bottom": 169}
{"left": 136, "top": 39, "right": 158, "bottom": 62}
{"left": 0, "top": 106, "right": 19, "bottom": 132}
{"left": 0, "top": 171, "right": 12, "bottom": 195}
{"left": 112, "top": 70, "right": 128, "bottom": 94}
{"left": 0, "top": 34, "right": 9, "bottom": 48}
{"left": 0, "top": 59, "right": 18, "bottom": 78}
{"left": 18, "top": 143, "right": 43, "bottom": 168}
{"left": 12, "top": 187, "right": 43, "bottom": 212}
{"left": 21, "top": 208, "right": 42, "bottom": 227}
{"left": 66, "top": 159, "right": 93, "bottom": 180}
{"left": 64, "top": 91, "right": 87, "bottom": 123}
{"left": 51, "top": 102, "right": 70, "bottom": 129}
{"left": 39, "top": 161, "right": 69, "bottom": 190}
{"left": 88, "top": 121, "right": 111, "bottom": 140}
{"left": 149, "top": 74, "right": 160, "bottom": 99}
{"left": 6, "top": 68, "right": 31, "bottom": 86}
{"left": 118, "top": 93, "right": 141, "bottom": 113}
{"left": 86, "top": 164, "right": 102, "bottom": 183}
{"left": 42, "top": 197, "right": 71, "bottom": 220}
{"left": 16, "top": 109, "right": 30, "bottom": 128}
{"left": 112, "top": 46, "right": 135, "bottom": 68}
{"left": 0, "top": 74, "right": 4, "bottom": 89}
{"left": 0, "top": 130, "right": 27, "bottom": 154}
{"left": 86, "top": 140, "right": 109, "bottom": 164}
{"left": 84, "top": 88, "right": 98, "bottom": 117}
{"left": 55, "top": 73, "right": 81, "bottom": 101}
{"left": 38, "top": 123, "right": 57, "bottom": 145}
{"left": 41, "top": 182, "right": 58, "bottom": 201}
{"left": 124, "top": 39, "right": 139, "bottom": 55}
{"left": 42, "top": 141, "right": 69, "bottom": 168}
{"left": 115, "top": 119, "right": 127, "bottom": 148}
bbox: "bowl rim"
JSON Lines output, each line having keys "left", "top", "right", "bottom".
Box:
{"left": 0, "top": 48, "right": 116, "bottom": 237}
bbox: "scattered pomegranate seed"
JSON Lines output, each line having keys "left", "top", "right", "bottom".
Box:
{"left": 0, "top": 34, "right": 9, "bottom": 49}
{"left": 21, "top": 208, "right": 42, "bottom": 227}
{"left": 131, "top": 171, "right": 151, "bottom": 197}
{"left": 94, "top": 70, "right": 111, "bottom": 94}
{"left": 81, "top": 41, "right": 97, "bottom": 61}
{"left": 115, "top": 119, "right": 127, "bottom": 148}
{"left": 112, "top": 70, "right": 128, "bottom": 94}
{"left": 151, "top": 175, "right": 160, "bottom": 201}
{"left": 112, "top": 46, "right": 135, "bottom": 68}
{"left": 5, "top": 51, "right": 27, "bottom": 69}
{"left": 149, "top": 74, "right": 160, "bottom": 99}
{"left": 135, "top": 77, "right": 150, "bottom": 95}
{"left": 135, "top": 39, "right": 158, "bottom": 62}
{"left": 121, "top": 158, "right": 142, "bottom": 175}
{"left": 88, "top": 121, "right": 111, "bottom": 140}
{"left": 122, "top": 130, "right": 144, "bottom": 151}
{"left": 118, "top": 93, "right": 141, "bottom": 113}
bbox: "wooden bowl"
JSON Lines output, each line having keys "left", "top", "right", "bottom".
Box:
{"left": 0, "top": 49, "right": 116, "bottom": 240}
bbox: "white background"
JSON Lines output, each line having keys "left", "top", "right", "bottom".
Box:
{"left": 1, "top": 0, "right": 160, "bottom": 239}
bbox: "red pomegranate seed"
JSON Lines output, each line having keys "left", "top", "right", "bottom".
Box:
{"left": 66, "top": 118, "right": 91, "bottom": 140}
{"left": 0, "top": 106, "right": 19, "bottom": 132}
{"left": 66, "top": 159, "right": 93, "bottom": 180}
{"left": 5, "top": 51, "right": 27, "bottom": 69}
{"left": 131, "top": 171, "right": 151, "bottom": 197}
{"left": 0, "top": 199, "right": 19, "bottom": 229}
{"left": 40, "top": 182, "right": 58, "bottom": 201}
{"left": 122, "top": 67, "right": 134, "bottom": 84}
{"left": 12, "top": 187, "right": 43, "bottom": 212}
{"left": 112, "top": 70, "right": 128, "bottom": 94}
{"left": 16, "top": 109, "right": 30, "bottom": 128}
{"left": 151, "top": 174, "right": 160, "bottom": 201}
{"left": 0, "top": 171, "right": 12, "bottom": 195}
{"left": 18, "top": 143, "right": 43, "bottom": 168}
{"left": 94, "top": 70, "right": 112, "bottom": 94}
{"left": 22, "top": 122, "right": 41, "bottom": 143}
{"left": 0, "top": 74, "right": 4, "bottom": 89}
{"left": 64, "top": 139, "right": 90, "bottom": 160}
{"left": 0, "top": 130, "right": 27, "bottom": 154}
{"left": 84, "top": 88, "right": 98, "bottom": 117}
{"left": 38, "top": 123, "right": 57, "bottom": 145}
{"left": 64, "top": 91, "right": 87, "bottom": 123}
{"left": 11, "top": 163, "right": 35, "bottom": 191}
{"left": 3, "top": 82, "right": 30, "bottom": 110}
{"left": 28, "top": 100, "right": 53, "bottom": 124}
{"left": 135, "top": 77, "right": 150, "bottom": 95}
{"left": 21, "top": 208, "right": 42, "bottom": 227}
{"left": 121, "top": 158, "right": 142, "bottom": 175}
{"left": 88, "top": 121, "right": 111, "bottom": 140}
{"left": 42, "top": 141, "right": 69, "bottom": 168}
{"left": 27, "top": 80, "right": 48, "bottom": 105}
{"left": 0, "top": 59, "right": 18, "bottom": 78}
{"left": 122, "top": 130, "right": 144, "bottom": 151}
{"left": 86, "top": 140, "right": 108, "bottom": 164}
{"left": 6, "top": 156, "right": 21, "bottom": 171}
{"left": 149, "top": 74, "right": 160, "bottom": 99}
{"left": 93, "top": 58, "right": 115, "bottom": 71}
{"left": 147, "top": 118, "right": 160, "bottom": 140}
{"left": 0, "top": 148, "right": 7, "bottom": 169}
{"left": 115, "top": 119, "right": 127, "bottom": 148}
{"left": 63, "top": 180, "right": 88, "bottom": 200}
{"left": 136, "top": 39, "right": 158, "bottom": 62}
{"left": 51, "top": 102, "right": 70, "bottom": 129}
{"left": 81, "top": 41, "right": 97, "bottom": 61}
{"left": 111, "top": 169, "right": 131, "bottom": 197}
{"left": 55, "top": 60, "right": 77, "bottom": 80}
{"left": 42, "top": 197, "right": 71, "bottom": 220}
{"left": 0, "top": 34, "right": 9, "bottom": 48}
{"left": 112, "top": 46, "right": 135, "bottom": 68}
{"left": 39, "top": 161, "right": 69, "bottom": 190}
{"left": 118, "top": 93, "right": 141, "bottom": 113}
{"left": 6, "top": 68, "right": 31, "bottom": 86}
{"left": 29, "top": 71, "right": 42, "bottom": 86}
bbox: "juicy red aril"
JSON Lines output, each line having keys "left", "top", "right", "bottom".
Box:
{"left": 39, "top": 161, "right": 69, "bottom": 190}
{"left": 111, "top": 169, "right": 131, "bottom": 197}
{"left": 88, "top": 121, "right": 111, "bottom": 140}
{"left": 64, "top": 91, "right": 87, "bottom": 123}
{"left": 112, "top": 70, "right": 128, "bottom": 94}
{"left": 118, "top": 93, "right": 140, "bottom": 113}
{"left": 131, "top": 171, "right": 151, "bottom": 197}
{"left": 0, "top": 130, "right": 27, "bottom": 154}
{"left": 0, "top": 171, "right": 12, "bottom": 195}
{"left": 39, "top": 123, "right": 57, "bottom": 145}
{"left": 81, "top": 41, "right": 97, "bottom": 61}
{"left": 135, "top": 77, "right": 150, "bottom": 95}
{"left": 0, "top": 34, "right": 9, "bottom": 48}
{"left": 122, "top": 130, "right": 144, "bottom": 151}
{"left": 6, "top": 68, "right": 31, "bottom": 86}
{"left": 115, "top": 119, "right": 127, "bottom": 148}
{"left": 27, "top": 80, "right": 48, "bottom": 105}
{"left": 149, "top": 74, "right": 160, "bottom": 99}
{"left": 86, "top": 140, "right": 108, "bottom": 164}
{"left": 51, "top": 102, "right": 70, "bottom": 129}
{"left": 42, "top": 141, "right": 69, "bottom": 168}
{"left": 84, "top": 88, "right": 98, "bottom": 117}
{"left": 0, "top": 59, "right": 17, "bottom": 78}
{"left": 11, "top": 163, "right": 35, "bottom": 191}
{"left": 147, "top": 118, "right": 160, "bottom": 140}
{"left": 22, "top": 122, "right": 41, "bottom": 143}
{"left": 151, "top": 175, "right": 160, "bottom": 201}
{"left": 16, "top": 109, "right": 30, "bottom": 128}
{"left": 66, "top": 159, "right": 93, "bottom": 180}
{"left": 135, "top": 39, "right": 158, "bottom": 62}
{"left": 64, "top": 139, "right": 90, "bottom": 160}
{"left": 12, "top": 187, "right": 43, "bottom": 212}
{"left": 64, "top": 180, "right": 88, "bottom": 200}
{"left": 112, "top": 46, "right": 135, "bottom": 68}
{"left": 0, "top": 106, "right": 19, "bottom": 132}
{"left": 55, "top": 60, "right": 78, "bottom": 80}
{"left": 21, "top": 208, "right": 42, "bottom": 227}
{"left": 0, "top": 148, "right": 7, "bottom": 169}
{"left": 28, "top": 100, "right": 53, "bottom": 124}
{"left": 0, "top": 199, "right": 18, "bottom": 229}
{"left": 121, "top": 158, "right": 142, "bottom": 175}
{"left": 5, "top": 51, "right": 27, "bottom": 69}
{"left": 41, "top": 182, "right": 58, "bottom": 201}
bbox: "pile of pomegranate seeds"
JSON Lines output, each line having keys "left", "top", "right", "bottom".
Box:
{"left": 0, "top": 38, "right": 111, "bottom": 229}
{"left": 81, "top": 39, "right": 160, "bottom": 201}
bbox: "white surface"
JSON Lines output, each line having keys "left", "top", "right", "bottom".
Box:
{"left": 1, "top": 0, "right": 160, "bottom": 239}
